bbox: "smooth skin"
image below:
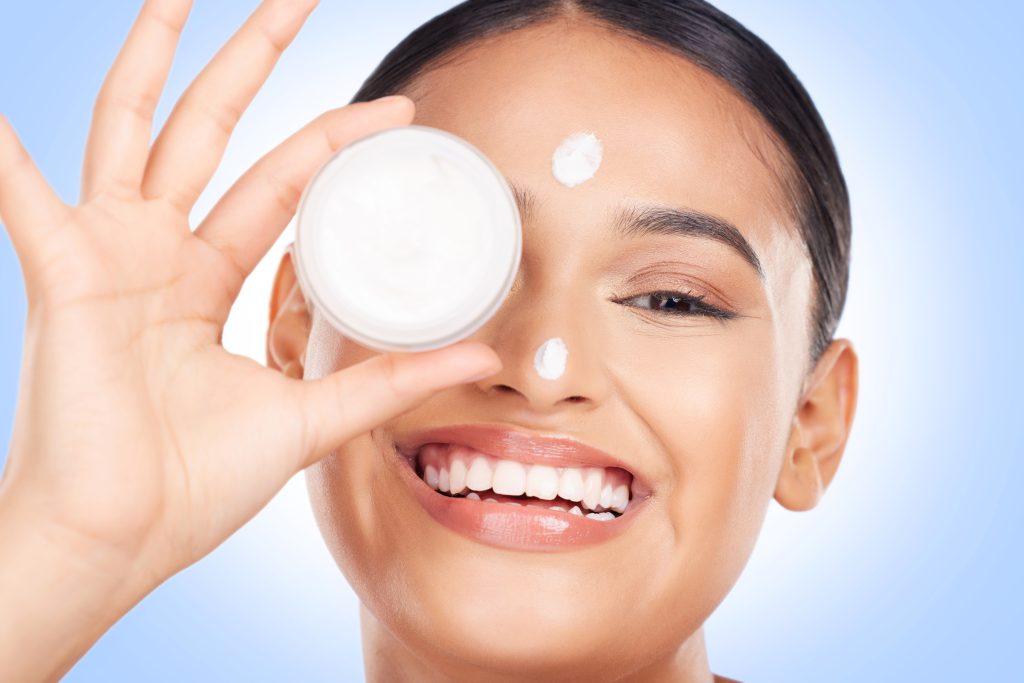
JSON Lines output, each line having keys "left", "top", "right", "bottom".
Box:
{"left": 0, "top": 1, "right": 501, "bottom": 680}
{"left": 268, "top": 11, "right": 858, "bottom": 683}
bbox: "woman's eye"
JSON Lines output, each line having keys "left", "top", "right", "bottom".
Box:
{"left": 616, "top": 291, "right": 736, "bottom": 320}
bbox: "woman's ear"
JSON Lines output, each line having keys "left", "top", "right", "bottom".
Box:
{"left": 774, "top": 339, "right": 859, "bottom": 511}
{"left": 267, "top": 250, "right": 311, "bottom": 379}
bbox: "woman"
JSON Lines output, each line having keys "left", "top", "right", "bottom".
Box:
{"left": 0, "top": 0, "right": 858, "bottom": 680}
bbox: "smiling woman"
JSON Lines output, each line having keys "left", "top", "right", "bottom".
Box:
{"left": 0, "top": 0, "right": 856, "bottom": 681}
{"left": 269, "top": 1, "right": 858, "bottom": 681}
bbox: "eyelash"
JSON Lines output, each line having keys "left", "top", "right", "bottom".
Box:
{"left": 614, "top": 290, "right": 737, "bottom": 321}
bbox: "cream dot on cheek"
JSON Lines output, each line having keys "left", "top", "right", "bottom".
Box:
{"left": 534, "top": 337, "right": 568, "bottom": 380}
{"left": 551, "top": 132, "right": 603, "bottom": 188}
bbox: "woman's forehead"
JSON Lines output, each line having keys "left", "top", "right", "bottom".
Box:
{"left": 405, "top": 19, "right": 796, "bottom": 251}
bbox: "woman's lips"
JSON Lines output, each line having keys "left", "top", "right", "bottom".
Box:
{"left": 393, "top": 423, "right": 652, "bottom": 497}
{"left": 389, "top": 424, "right": 652, "bottom": 552}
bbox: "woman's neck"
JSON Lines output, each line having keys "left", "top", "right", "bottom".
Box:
{"left": 359, "top": 602, "right": 719, "bottom": 682}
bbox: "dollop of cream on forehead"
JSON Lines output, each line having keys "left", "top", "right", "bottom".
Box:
{"left": 551, "top": 132, "right": 603, "bottom": 188}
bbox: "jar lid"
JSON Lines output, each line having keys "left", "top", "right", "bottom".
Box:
{"left": 293, "top": 125, "right": 522, "bottom": 352}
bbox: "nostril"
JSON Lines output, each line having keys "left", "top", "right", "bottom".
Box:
{"left": 564, "top": 395, "right": 587, "bottom": 403}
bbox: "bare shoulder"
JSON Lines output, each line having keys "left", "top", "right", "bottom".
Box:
{"left": 713, "top": 675, "right": 742, "bottom": 683}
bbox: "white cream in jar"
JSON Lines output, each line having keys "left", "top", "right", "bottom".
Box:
{"left": 293, "top": 126, "right": 522, "bottom": 352}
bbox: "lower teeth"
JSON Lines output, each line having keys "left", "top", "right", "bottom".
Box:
{"left": 441, "top": 488, "right": 619, "bottom": 520}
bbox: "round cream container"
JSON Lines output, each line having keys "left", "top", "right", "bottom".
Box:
{"left": 293, "top": 125, "right": 522, "bottom": 352}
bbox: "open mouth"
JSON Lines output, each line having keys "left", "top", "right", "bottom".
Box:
{"left": 411, "top": 442, "right": 635, "bottom": 521}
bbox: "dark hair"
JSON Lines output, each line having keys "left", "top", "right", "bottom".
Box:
{"left": 351, "top": 0, "right": 850, "bottom": 362}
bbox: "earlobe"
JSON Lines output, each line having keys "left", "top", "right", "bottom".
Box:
{"left": 267, "top": 251, "right": 311, "bottom": 375}
{"left": 774, "top": 339, "right": 859, "bottom": 512}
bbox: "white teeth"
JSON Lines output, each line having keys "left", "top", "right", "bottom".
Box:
{"left": 557, "top": 468, "right": 585, "bottom": 502}
{"left": 424, "top": 464, "right": 439, "bottom": 490}
{"left": 582, "top": 468, "right": 603, "bottom": 511}
{"left": 585, "top": 511, "right": 616, "bottom": 521}
{"left": 465, "top": 456, "right": 492, "bottom": 491}
{"left": 492, "top": 460, "right": 527, "bottom": 496}
{"left": 417, "top": 445, "right": 634, "bottom": 512}
{"left": 569, "top": 505, "right": 583, "bottom": 516}
{"left": 466, "top": 491, "right": 481, "bottom": 500}
{"left": 525, "top": 464, "right": 560, "bottom": 500}
{"left": 610, "top": 484, "right": 629, "bottom": 513}
{"left": 449, "top": 456, "right": 468, "bottom": 495}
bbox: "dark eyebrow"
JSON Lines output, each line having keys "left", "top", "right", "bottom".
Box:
{"left": 504, "top": 180, "right": 762, "bottom": 279}
{"left": 613, "top": 204, "right": 764, "bottom": 279}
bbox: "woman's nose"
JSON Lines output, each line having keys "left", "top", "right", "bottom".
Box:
{"left": 469, "top": 291, "right": 611, "bottom": 414}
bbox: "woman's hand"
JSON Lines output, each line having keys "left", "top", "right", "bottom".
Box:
{"left": 0, "top": 1, "right": 500, "bottom": 678}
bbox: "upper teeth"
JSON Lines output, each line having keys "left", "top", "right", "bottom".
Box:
{"left": 416, "top": 443, "right": 632, "bottom": 515}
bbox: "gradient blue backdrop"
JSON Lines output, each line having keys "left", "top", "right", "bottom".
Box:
{"left": 1, "top": 1, "right": 1021, "bottom": 681}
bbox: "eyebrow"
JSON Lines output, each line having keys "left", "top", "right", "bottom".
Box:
{"left": 506, "top": 180, "right": 764, "bottom": 279}
{"left": 613, "top": 204, "right": 764, "bottom": 279}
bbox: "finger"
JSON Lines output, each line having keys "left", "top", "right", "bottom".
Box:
{"left": 142, "top": 0, "right": 320, "bottom": 211}
{"left": 81, "top": 0, "right": 193, "bottom": 200}
{"left": 195, "top": 96, "right": 415, "bottom": 284}
{"left": 292, "top": 341, "right": 503, "bottom": 469}
{"left": 0, "top": 115, "right": 71, "bottom": 270}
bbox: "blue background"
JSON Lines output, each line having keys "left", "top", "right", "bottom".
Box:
{"left": 1, "top": 1, "right": 1021, "bottom": 681}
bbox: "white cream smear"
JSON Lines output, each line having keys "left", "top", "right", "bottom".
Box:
{"left": 551, "top": 132, "right": 603, "bottom": 188}
{"left": 534, "top": 337, "right": 569, "bottom": 380}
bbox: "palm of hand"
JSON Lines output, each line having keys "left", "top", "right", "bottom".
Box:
{"left": 24, "top": 196, "right": 286, "bottom": 569}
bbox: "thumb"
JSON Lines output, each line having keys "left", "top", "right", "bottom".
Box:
{"left": 291, "top": 341, "right": 501, "bottom": 468}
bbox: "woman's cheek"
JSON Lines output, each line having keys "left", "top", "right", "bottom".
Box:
{"left": 615, "top": 325, "right": 780, "bottom": 584}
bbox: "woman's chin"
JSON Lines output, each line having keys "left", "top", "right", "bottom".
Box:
{"left": 368, "top": 583, "right": 642, "bottom": 676}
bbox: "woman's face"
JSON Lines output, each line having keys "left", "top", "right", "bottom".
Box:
{"left": 273, "top": 19, "right": 837, "bottom": 680}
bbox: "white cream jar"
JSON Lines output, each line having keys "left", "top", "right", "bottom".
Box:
{"left": 293, "top": 125, "right": 521, "bottom": 352}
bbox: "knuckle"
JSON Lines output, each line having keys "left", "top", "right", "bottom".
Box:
{"left": 158, "top": 186, "right": 197, "bottom": 214}
{"left": 0, "top": 144, "right": 31, "bottom": 180}
{"left": 256, "top": 21, "right": 291, "bottom": 55}
{"left": 261, "top": 165, "right": 303, "bottom": 217}
{"left": 140, "top": 2, "right": 188, "bottom": 36}
{"left": 97, "top": 86, "right": 161, "bottom": 123}
{"left": 195, "top": 98, "right": 244, "bottom": 139}
{"left": 321, "top": 117, "right": 353, "bottom": 155}
{"left": 382, "top": 353, "right": 409, "bottom": 401}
